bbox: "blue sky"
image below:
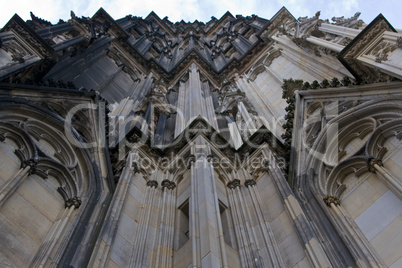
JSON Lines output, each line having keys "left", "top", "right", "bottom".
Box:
{"left": 0, "top": 0, "right": 400, "bottom": 30}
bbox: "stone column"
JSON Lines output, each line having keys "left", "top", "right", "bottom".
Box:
{"left": 368, "top": 157, "right": 402, "bottom": 199}
{"left": 149, "top": 101, "right": 157, "bottom": 136}
{"left": 154, "top": 177, "right": 177, "bottom": 268}
{"left": 238, "top": 100, "right": 257, "bottom": 137}
{"left": 227, "top": 175, "right": 271, "bottom": 268}
{"left": 165, "top": 181, "right": 177, "bottom": 268}
{"left": 233, "top": 180, "right": 261, "bottom": 267}
{"left": 323, "top": 195, "right": 384, "bottom": 267}
{"left": 244, "top": 179, "right": 285, "bottom": 267}
{"left": 189, "top": 153, "right": 201, "bottom": 268}
{"left": 141, "top": 102, "right": 152, "bottom": 134}
{"left": 175, "top": 79, "right": 186, "bottom": 138}
{"left": 226, "top": 115, "right": 243, "bottom": 149}
{"left": 130, "top": 179, "right": 158, "bottom": 267}
{"left": 189, "top": 63, "right": 203, "bottom": 120}
{"left": 207, "top": 155, "right": 228, "bottom": 268}
{"left": 318, "top": 23, "right": 360, "bottom": 39}
{"left": 34, "top": 197, "right": 81, "bottom": 268}
{"left": 0, "top": 158, "right": 37, "bottom": 207}
{"left": 190, "top": 137, "right": 228, "bottom": 267}
{"left": 226, "top": 178, "right": 250, "bottom": 268}
{"left": 201, "top": 80, "right": 219, "bottom": 131}
{"left": 305, "top": 36, "right": 345, "bottom": 53}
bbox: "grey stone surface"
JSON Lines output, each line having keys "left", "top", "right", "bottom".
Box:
{"left": 355, "top": 190, "right": 402, "bottom": 241}
{"left": 0, "top": 7, "right": 401, "bottom": 268}
{"left": 109, "top": 233, "right": 133, "bottom": 268}
{"left": 278, "top": 231, "right": 306, "bottom": 268}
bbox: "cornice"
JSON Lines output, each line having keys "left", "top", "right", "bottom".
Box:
{"left": 1, "top": 14, "right": 57, "bottom": 60}
{"left": 337, "top": 14, "right": 397, "bottom": 83}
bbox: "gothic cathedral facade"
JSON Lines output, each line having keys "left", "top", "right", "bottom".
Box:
{"left": 0, "top": 6, "right": 401, "bottom": 268}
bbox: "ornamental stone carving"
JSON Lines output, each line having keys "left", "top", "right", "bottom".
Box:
{"left": 298, "top": 11, "right": 321, "bottom": 37}
{"left": 146, "top": 180, "right": 158, "bottom": 188}
{"left": 369, "top": 41, "right": 397, "bottom": 63}
{"left": 367, "top": 157, "right": 383, "bottom": 173}
{"left": 21, "top": 158, "right": 38, "bottom": 168}
{"left": 397, "top": 36, "right": 402, "bottom": 48}
{"left": 244, "top": 179, "right": 256, "bottom": 187}
{"left": 187, "top": 154, "right": 196, "bottom": 169}
{"left": 65, "top": 197, "right": 82, "bottom": 209}
{"left": 323, "top": 195, "right": 340, "bottom": 207}
{"left": 263, "top": 160, "right": 270, "bottom": 171}
{"left": 331, "top": 12, "right": 363, "bottom": 28}
{"left": 21, "top": 158, "right": 39, "bottom": 174}
{"left": 227, "top": 178, "right": 241, "bottom": 189}
{"left": 132, "top": 162, "right": 139, "bottom": 173}
{"left": 206, "top": 154, "right": 214, "bottom": 162}
{"left": 161, "top": 179, "right": 176, "bottom": 190}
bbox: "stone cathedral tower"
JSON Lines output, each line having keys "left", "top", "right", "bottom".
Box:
{"left": 0, "top": 6, "right": 401, "bottom": 268}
